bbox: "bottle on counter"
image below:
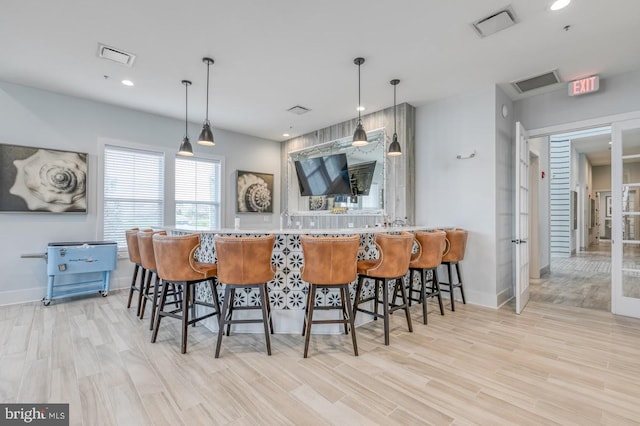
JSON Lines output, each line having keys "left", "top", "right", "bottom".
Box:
{"left": 280, "top": 210, "right": 289, "bottom": 230}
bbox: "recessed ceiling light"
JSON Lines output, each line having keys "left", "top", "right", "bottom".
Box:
{"left": 550, "top": 0, "right": 571, "bottom": 11}
{"left": 121, "top": 79, "right": 134, "bottom": 87}
{"left": 283, "top": 133, "right": 290, "bottom": 137}
{"left": 356, "top": 105, "right": 365, "bottom": 112}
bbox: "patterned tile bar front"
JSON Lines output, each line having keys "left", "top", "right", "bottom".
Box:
{"left": 168, "top": 226, "right": 448, "bottom": 334}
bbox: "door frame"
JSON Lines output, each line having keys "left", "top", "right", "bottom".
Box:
{"left": 528, "top": 110, "right": 640, "bottom": 317}
{"left": 529, "top": 152, "right": 541, "bottom": 279}
{"left": 611, "top": 118, "right": 640, "bottom": 317}
{"left": 515, "top": 121, "right": 531, "bottom": 314}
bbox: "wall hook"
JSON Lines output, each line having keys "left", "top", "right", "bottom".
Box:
{"left": 456, "top": 150, "right": 476, "bottom": 160}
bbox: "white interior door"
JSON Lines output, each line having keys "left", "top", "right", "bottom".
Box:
{"left": 514, "top": 122, "right": 530, "bottom": 314}
{"left": 612, "top": 118, "right": 640, "bottom": 318}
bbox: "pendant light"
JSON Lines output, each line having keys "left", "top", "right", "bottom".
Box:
{"left": 178, "top": 80, "right": 194, "bottom": 157}
{"left": 352, "top": 57, "right": 368, "bottom": 147}
{"left": 197, "top": 57, "right": 215, "bottom": 146}
{"left": 387, "top": 79, "right": 402, "bottom": 157}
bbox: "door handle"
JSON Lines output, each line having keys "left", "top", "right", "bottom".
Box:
{"left": 511, "top": 239, "right": 528, "bottom": 244}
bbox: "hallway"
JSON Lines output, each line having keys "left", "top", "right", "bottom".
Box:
{"left": 530, "top": 242, "right": 611, "bottom": 311}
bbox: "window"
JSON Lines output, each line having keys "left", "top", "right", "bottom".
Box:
{"left": 175, "top": 156, "right": 221, "bottom": 230}
{"left": 103, "top": 145, "right": 164, "bottom": 248}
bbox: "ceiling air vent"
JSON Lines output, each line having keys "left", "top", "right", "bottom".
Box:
{"left": 472, "top": 7, "right": 517, "bottom": 37}
{"left": 97, "top": 43, "right": 136, "bottom": 67}
{"left": 287, "top": 105, "right": 311, "bottom": 115}
{"left": 512, "top": 70, "right": 561, "bottom": 93}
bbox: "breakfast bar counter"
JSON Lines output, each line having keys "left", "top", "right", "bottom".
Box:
{"left": 168, "top": 225, "right": 447, "bottom": 334}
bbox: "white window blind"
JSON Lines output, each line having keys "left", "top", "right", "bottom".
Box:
{"left": 103, "top": 145, "right": 164, "bottom": 248}
{"left": 175, "top": 156, "right": 221, "bottom": 230}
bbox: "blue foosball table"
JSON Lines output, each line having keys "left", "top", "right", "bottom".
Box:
{"left": 44, "top": 241, "right": 118, "bottom": 305}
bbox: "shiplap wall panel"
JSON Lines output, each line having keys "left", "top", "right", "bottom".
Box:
{"left": 550, "top": 139, "right": 571, "bottom": 257}
{"left": 280, "top": 103, "right": 415, "bottom": 223}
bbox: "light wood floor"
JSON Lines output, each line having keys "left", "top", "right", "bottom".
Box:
{"left": 530, "top": 242, "right": 612, "bottom": 311}
{"left": 2, "top": 290, "right": 640, "bottom": 425}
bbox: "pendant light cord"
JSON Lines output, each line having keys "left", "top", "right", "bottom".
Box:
{"left": 393, "top": 84, "right": 397, "bottom": 134}
{"left": 184, "top": 83, "right": 189, "bottom": 138}
{"left": 357, "top": 62, "right": 362, "bottom": 123}
{"left": 205, "top": 61, "right": 210, "bottom": 122}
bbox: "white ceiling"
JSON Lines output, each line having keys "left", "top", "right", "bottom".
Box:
{"left": 571, "top": 134, "right": 611, "bottom": 166}
{"left": 1, "top": 0, "right": 639, "bottom": 142}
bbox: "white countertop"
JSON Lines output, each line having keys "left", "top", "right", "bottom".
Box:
{"left": 166, "top": 225, "right": 451, "bottom": 235}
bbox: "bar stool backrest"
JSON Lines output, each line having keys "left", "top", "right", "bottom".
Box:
{"left": 365, "top": 232, "right": 414, "bottom": 278}
{"left": 410, "top": 230, "right": 447, "bottom": 269}
{"left": 152, "top": 233, "right": 204, "bottom": 282}
{"left": 442, "top": 228, "right": 468, "bottom": 263}
{"left": 125, "top": 228, "right": 141, "bottom": 263}
{"left": 138, "top": 230, "right": 166, "bottom": 271}
{"left": 215, "top": 234, "right": 275, "bottom": 285}
{"left": 301, "top": 235, "right": 359, "bottom": 285}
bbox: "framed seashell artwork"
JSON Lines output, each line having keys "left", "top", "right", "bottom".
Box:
{"left": 0, "top": 143, "right": 87, "bottom": 213}
{"left": 236, "top": 170, "right": 274, "bottom": 213}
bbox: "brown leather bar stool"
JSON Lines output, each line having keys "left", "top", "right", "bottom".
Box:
{"left": 151, "top": 233, "right": 221, "bottom": 354}
{"left": 125, "top": 227, "right": 151, "bottom": 316}
{"left": 214, "top": 234, "right": 275, "bottom": 358}
{"left": 353, "top": 232, "right": 414, "bottom": 346}
{"left": 300, "top": 235, "right": 359, "bottom": 358}
{"left": 408, "top": 230, "right": 449, "bottom": 324}
{"left": 439, "top": 228, "right": 469, "bottom": 311}
{"left": 137, "top": 229, "right": 171, "bottom": 330}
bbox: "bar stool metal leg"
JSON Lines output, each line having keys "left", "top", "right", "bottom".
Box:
{"left": 433, "top": 269, "right": 445, "bottom": 316}
{"left": 149, "top": 274, "right": 161, "bottom": 330}
{"left": 456, "top": 263, "right": 466, "bottom": 304}
{"left": 151, "top": 279, "right": 169, "bottom": 344}
{"left": 303, "top": 284, "right": 317, "bottom": 358}
{"left": 127, "top": 264, "right": 139, "bottom": 309}
{"left": 341, "top": 284, "right": 358, "bottom": 356}
{"left": 215, "top": 286, "right": 232, "bottom": 359}
{"left": 382, "top": 278, "right": 390, "bottom": 346}
{"left": 259, "top": 285, "right": 272, "bottom": 356}
{"left": 181, "top": 282, "right": 190, "bottom": 354}
{"left": 447, "top": 263, "right": 456, "bottom": 311}
{"left": 340, "top": 287, "right": 349, "bottom": 335}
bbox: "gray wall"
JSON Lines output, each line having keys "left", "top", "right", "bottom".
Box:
{"left": 415, "top": 85, "right": 501, "bottom": 308}
{"left": 515, "top": 69, "right": 640, "bottom": 131}
{"left": 0, "top": 81, "right": 281, "bottom": 305}
{"left": 593, "top": 165, "right": 612, "bottom": 192}
{"left": 529, "top": 137, "right": 551, "bottom": 275}
{"left": 495, "top": 86, "right": 515, "bottom": 306}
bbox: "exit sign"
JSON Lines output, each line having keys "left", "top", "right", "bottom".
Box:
{"left": 568, "top": 76, "right": 600, "bottom": 96}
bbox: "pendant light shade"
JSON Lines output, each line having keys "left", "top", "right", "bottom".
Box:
{"left": 178, "top": 80, "right": 194, "bottom": 157}
{"left": 352, "top": 57, "right": 368, "bottom": 147}
{"left": 387, "top": 79, "right": 402, "bottom": 157}
{"left": 197, "top": 57, "right": 216, "bottom": 146}
{"left": 178, "top": 137, "right": 193, "bottom": 156}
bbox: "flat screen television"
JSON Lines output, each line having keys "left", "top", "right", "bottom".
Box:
{"left": 348, "top": 160, "right": 377, "bottom": 195}
{"left": 294, "top": 153, "right": 352, "bottom": 196}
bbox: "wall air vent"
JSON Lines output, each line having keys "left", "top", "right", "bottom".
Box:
{"left": 97, "top": 43, "right": 136, "bottom": 67}
{"left": 512, "top": 70, "right": 561, "bottom": 93}
{"left": 287, "top": 105, "right": 311, "bottom": 115}
{"left": 472, "top": 7, "right": 517, "bottom": 38}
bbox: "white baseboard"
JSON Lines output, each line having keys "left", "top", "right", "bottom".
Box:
{"left": 0, "top": 276, "right": 130, "bottom": 307}
{"left": 496, "top": 287, "right": 513, "bottom": 308}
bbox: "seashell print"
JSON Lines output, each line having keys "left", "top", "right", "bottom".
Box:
{"left": 9, "top": 149, "right": 87, "bottom": 212}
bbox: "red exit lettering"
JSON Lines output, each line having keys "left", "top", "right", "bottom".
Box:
{"left": 568, "top": 76, "right": 600, "bottom": 96}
